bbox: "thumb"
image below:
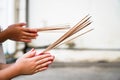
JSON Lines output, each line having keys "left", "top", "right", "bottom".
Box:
{"left": 23, "top": 48, "right": 36, "bottom": 58}
{"left": 16, "top": 23, "right": 26, "bottom": 27}
{"left": 12, "top": 23, "right": 26, "bottom": 27}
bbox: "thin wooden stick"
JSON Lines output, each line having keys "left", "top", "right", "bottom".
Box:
{"left": 37, "top": 26, "right": 70, "bottom": 32}
{"left": 57, "top": 28, "right": 94, "bottom": 47}
{"left": 68, "top": 20, "right": 92, "bottom": 38}
{"left": 65, "top": 15, "right": 91, "bottom": 38}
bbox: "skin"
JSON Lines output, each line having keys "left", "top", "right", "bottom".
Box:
{"left": 0, "top": 23, "right": 55, "bottom": 80}
{"left": 0, "top": 23, "right": 38, "bottom": 43}
{"left": 0, "top": 49, "right": 55, "bottom": 80}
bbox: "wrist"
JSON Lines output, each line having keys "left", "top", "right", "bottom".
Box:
{"left": 12, "top": 63, "right": 23, "bottom": 75}
{"left": 0, "top": 29, "right": 9, "bottom": 42}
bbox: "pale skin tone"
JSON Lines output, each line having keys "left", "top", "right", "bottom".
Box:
{"left": 0, "top": 23, "right": 55, "bottom": 80}
{"left": 0, "top": 49, "right": 54, "bottom": 80}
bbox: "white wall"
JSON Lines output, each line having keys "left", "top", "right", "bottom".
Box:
{"left": 84, "top": 0, "right": 120, "bottom": 49}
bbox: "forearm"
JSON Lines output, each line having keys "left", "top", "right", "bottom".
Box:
{"left": 0, "top": 63, "right": 13, "bottom": 69}
{"left": 0, "top": 63, "right": 20, "bottom": 80}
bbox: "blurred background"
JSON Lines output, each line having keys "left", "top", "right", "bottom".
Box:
{"left": 0, "top": 0, "right": 120, "bottom": 80}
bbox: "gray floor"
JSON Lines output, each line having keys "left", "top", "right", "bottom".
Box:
{"left": 13, "top": 63, "right": 120, "bottom": 80}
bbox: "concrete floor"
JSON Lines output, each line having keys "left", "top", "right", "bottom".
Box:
{"left": 13, "top": 63, "right": 120, "bottom": 80}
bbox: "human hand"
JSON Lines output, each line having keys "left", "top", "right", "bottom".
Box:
{"left": 4, "top": 23, "right": 38, "bottom": 42}
{"left": 14, "top": 49, "right": 54, "bottom": 75}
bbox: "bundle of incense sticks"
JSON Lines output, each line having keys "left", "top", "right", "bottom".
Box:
{"left": 42, "top": 15, "right": 92, "bottom": 53}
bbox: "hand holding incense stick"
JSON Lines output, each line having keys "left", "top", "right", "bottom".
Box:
{"left": 42, "top": 15, "right": 93, "bottom": 53}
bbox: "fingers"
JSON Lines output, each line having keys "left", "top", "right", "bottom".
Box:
{"left": 35, "top": 61, "right": 52, "bottom": 70}
{"left": 23, "top": 48, "right": 36, "bottom": 58}
{"left": 7, "top": 23, "right": 38, "bottom": 43}
{"left": 34, "top": 54, "right": 54, "bottom": 71}
{"left": 10, "top": 23, "right": 26, "bottom": 27}
{"left": 18, "top": 31, "right": 38, "bottom": 42}
{"left": 20, "top": 30, "right": 38, "bottom": 41}
{"left": 23, "top": 28, "right": 38, "bottom": 33}
{"left": 34, "top": 56, "right": 54, "bottom": 73}
{"left": 10, "top": 23, "right": 37, "bottom": 33}
{"left": 20, "top": 39, "right": 32, "bottom": 42}
{"left": 36, "top": 52, "right": 50, "bottom": 56}
{"left": 16, "top": 23, "right": 26, "bottom": 27}
{"left": 24, "top": 49, "right": 55, "bottom": 74}
{"left": 35, "top": 67, "right": 48, "bottom": 73}
{"left": 36, "top": 56, "right": 54, "bottom": 65}
{"left": 22, "top": 32, "right": 38, "bottom": 38}
{"left": 33, "top": 54, "right": 52, "bottom": 61}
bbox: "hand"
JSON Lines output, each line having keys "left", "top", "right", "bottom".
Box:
{"left": 14, "top": 49, "right": 54, "bottom": 75}
{"left": 4, "top": 23, "right": 38, "bottom": 42}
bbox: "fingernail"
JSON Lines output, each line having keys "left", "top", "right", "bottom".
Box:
{"left": 31, "top": 48, "right": 35, "bottom": 51}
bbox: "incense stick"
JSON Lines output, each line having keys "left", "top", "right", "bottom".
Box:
{"left": 57, "top": 28, "right": 94, "bottom": 47}
{"left": 37, "top": 26, "right": 70, "bottom": 32}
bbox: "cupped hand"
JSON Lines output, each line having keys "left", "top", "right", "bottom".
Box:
{"left": 14, "top": 49, "right": 55, "bottom": 75}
